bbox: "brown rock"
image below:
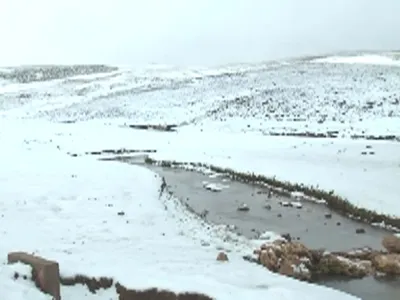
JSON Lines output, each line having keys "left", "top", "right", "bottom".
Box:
{"left": 279, "top": 260, "right": 295, "bottom": 277}
{"left": 316, "top": 254, "right": 371, "bottom": 278}
{"left": 333, "top": 247, "right": 379, "bottom": 261}
{"left": 355, "top": 228, "right": 366, "bottom": 234}
{"left": 8, "top": 252, "right": 60, "bottom": 300}
{"left": 382, "top": 235, "right": 400, "bottom": 254}
{"left": 259, "top": 249, "right": 279, "bottom": 271}
{"left": 258, "top": 241, "right": 312, "bottom": 279}
{"left": 281, "top": 241, "right": 311, "bottom": 258}
{"left": 372, "top": 254, "right": 400, "bottom": 275}
{"left": 216, "top": 251, "right": 228, "bottom": 262}
{"left": 278, "top": 258, "right": 311, "bottom": 281}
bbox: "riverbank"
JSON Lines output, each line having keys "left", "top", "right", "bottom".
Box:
{"left": 134, "top": 161, "right": 400, "bottom": 300}
{"left": 141, "top": 156, "right": 400, "bottom": 232}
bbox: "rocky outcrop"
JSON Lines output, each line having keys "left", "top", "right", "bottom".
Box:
{"left": 216, "top": 252, "right": 229, "bottom": 262}
{"left": 255, "top": 240, "right": 314, "bottom": 281}
{"left": 382, "top": 235, "right": 400, "bottom": 254}
{"left": 254, "top": 238, "right": 399, "bottom": 281}
{"left": 315, "top": 254, "right": 372, "bottom": 278}
{"left": 372, "top": 254, "right": 400, "bottom": 275}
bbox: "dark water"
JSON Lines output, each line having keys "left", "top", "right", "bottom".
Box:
{"left": 142, "top": 164, "right": 400, "bottom": 300}
{"left": 149, "top": 165, "right": 389, "bottom": 251}
{"left": 322, "top": 277, "right": 399, "bottom": 300}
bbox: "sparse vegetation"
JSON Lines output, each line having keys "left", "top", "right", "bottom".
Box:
{"left": 127, "top": 124, "right": 178, "bottom": 132}
{"left": 0, "top": 65, "right": 117, "bottom": 83}
{"left": 144, "top": 157, "right": 400, "bottom": 231}
{"left": 68, "top": 148, "right": 157, "bottom": 157}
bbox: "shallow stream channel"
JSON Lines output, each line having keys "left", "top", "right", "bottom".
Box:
{"left": 115, "top": 157, "right": 399, "bottom": 300}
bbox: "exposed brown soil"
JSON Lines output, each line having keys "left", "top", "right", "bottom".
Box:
{"left": 61, "top": 274, "right": 213, "bottom": 300}
{"left": 16, "top": 271, "right": 214, "bottom": 300}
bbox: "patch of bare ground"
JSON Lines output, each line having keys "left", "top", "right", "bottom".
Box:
{"left": 126, "top": 124, "right": 178, "bottom": 132}
{"left": 267, "top": 131, "right": 339, "bottom": 138}
{"left": 143, "top": 158, "right": 400, "bottom": 232}
{"left": 1, "top": 65, "right": 117, "bottom": 83}
{"left": 350, "top": 134, "right": 400, "bottom": 142}
{"left": 61, "top": 275, "right": 213, "bottom": 300}
{"left": 265, "top": 132, "right": 400, "bottom": 142}
{"left": 67, "top": 148, "right": 157, "bottom": 157}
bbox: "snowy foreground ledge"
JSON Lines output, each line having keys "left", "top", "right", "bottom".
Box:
{"left": 0, "top": 122, "right": 358, "bottom": 299}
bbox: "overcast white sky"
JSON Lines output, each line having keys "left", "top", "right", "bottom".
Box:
{"left": 0, "top": 0, "right": 399, "bottom": 66}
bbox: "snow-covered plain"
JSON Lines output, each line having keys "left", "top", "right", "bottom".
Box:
{"left": 1, "top": 53, "right": 399, "bottom": 299}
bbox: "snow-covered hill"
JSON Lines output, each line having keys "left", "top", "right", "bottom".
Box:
{"left": 1, "top": 52, "right": 399, "bottom": 299}
{"left": 1, "top": 53, "right": 399, "bottom": 139}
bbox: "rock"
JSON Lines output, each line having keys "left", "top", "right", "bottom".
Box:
{"left": 281, "top": 233, "right": 292, "bottom": 242}
{"left": 339, "top": 247, "right": 379, "bottom": 261}
{"left": 282, "top": 241, "right": 311, "bottom": 258}
{"left": 203, "top": 182, "right": 223, "bottom": 192}
{"left": 316, "top": 254, "right": 372, "bottom": 278}
{"left": 290, "top": 201, "right": 303, "bottom": 209}
{"left": 264, "top": 204, "right": 272, "bottom": 210}
{"left": 279, "top": 258, "right": 311, "bottom": 281}
{"left": 8, "top": 252, "right": 61, "bottom": 300}
{"left": 372, "top": 254, "right": 400, "bottom": 275}
{"left": 199, "top": 209, "right": 209, "bottom": 218}
{"left": 237, "top": 203, "right": 249, "bottom": 211}
{"left": 259, "top": 249, "right": 279, "bottom": 271}
{"left": 279, "top": 201, "right": 290, "bottom": 207}
{"left": 259, "top": 240, "right": 312, "bottom": 280}
{"left": 355, "top": 228, "right": 366, "bottom": 234}
{"left": 216, "top": 252, "right": 229, "bottom": 262}
{"left": 382, "top": 235, "right": 400, "bottom": 254}
{"left": 256, "top": 241, "right": 374, "bottom": 281}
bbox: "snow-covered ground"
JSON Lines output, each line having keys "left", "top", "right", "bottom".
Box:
{"left": 312, "top": 53, "right": 400, "bottom": 66}
{"left": 1, "top": 52, "right": 399, "bottom": 299}
{"left": 0, "top": 119, "right": 358, "bottom": 300}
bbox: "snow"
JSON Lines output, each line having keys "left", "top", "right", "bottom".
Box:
{"left": 202, "top": 181, "right": 227, "bottom": 192}
{"left": 257, "top": 231, "right": 284, "bottom": 242}
{"left": 0, "top": 263, "right": 51, "bottom": 300}
{"left": 2, "top": 53, "right": 399, "bottom": 299}
{"left": 0, "top": 120, "right": 358, "bottom": 300}
{"left": 312, "top": 54, "right": 400, "bottom": 66}
{"left": 237, "top": 203, "right": 250, "bottom": 211}
{"left": 291, "top": 202, "right": 303, "bottom": 209}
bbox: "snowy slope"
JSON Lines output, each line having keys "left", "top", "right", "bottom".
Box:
{"left": 1, "top": 55, "right": 400, "bottom": 138}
